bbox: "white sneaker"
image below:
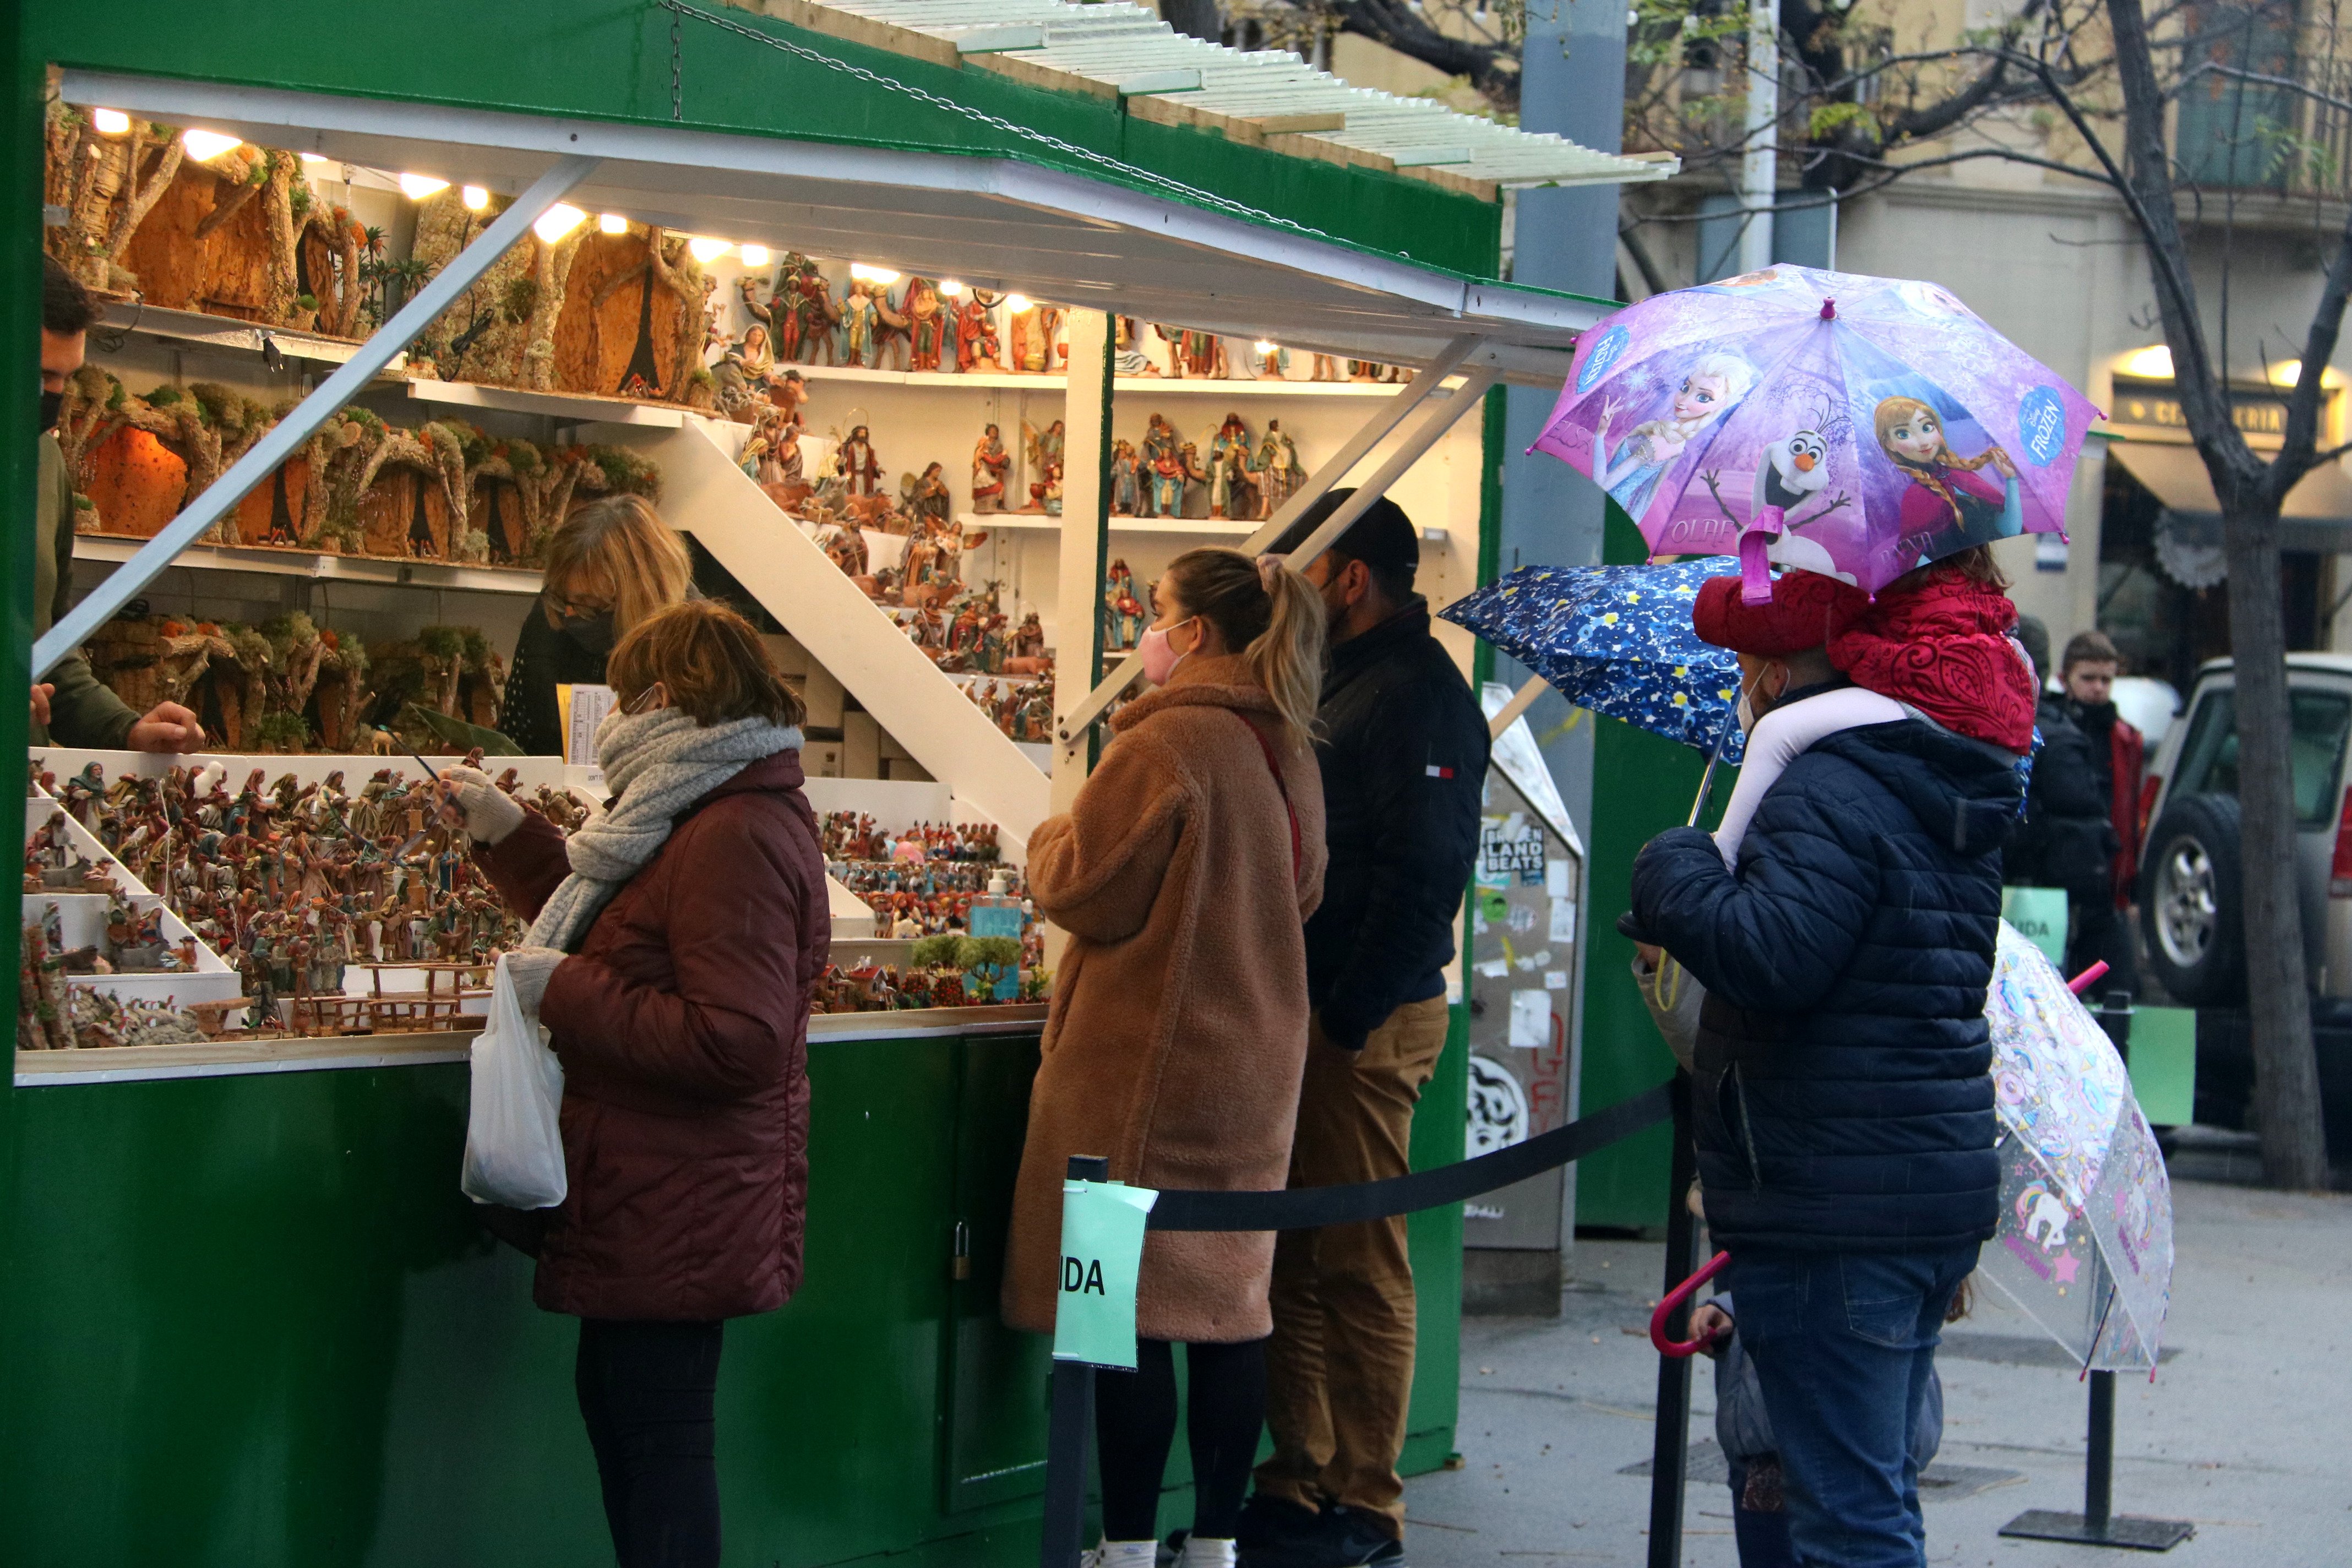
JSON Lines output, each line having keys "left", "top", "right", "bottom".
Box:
{"left": 1083, "top": 1542, "right": 1160, "bottom": 1568}
{"left": 1179, "top": 1538, "right": 1238, "bottom": 1568}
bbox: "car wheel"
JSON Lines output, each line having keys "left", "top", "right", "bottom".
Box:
{"left": 2140, "top": 792, "right": 2245, "bottom": 1006}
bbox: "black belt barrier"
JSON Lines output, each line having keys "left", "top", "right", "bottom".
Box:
{"left": 1039, "top": 1075, "right": 1705, "bottom": 1568}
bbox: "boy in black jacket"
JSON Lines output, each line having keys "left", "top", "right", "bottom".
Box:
{"left": 1629, "top": 572, "right": 2020, "bottom": 1568}
{"left": 1241, "top": 493, "right": 1488, "bottom": 1568}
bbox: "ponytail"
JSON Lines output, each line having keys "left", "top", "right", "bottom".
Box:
{"left": 1161, "top": 546, "right": 1329, "bottom": 749}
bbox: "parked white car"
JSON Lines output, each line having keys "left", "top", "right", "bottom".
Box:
{"left": 2138, "top": 655, "right": 2352, "bottom": 1006}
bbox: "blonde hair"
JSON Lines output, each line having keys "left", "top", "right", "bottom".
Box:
{"left": 1874, "top": 396, "right": 2006, "bottom": 530}
{"left": 1161, "top": 546, "right": 1328, "bottom": 749}
{"left": 608, "top": 600, "right": 805, "bottom": 729}
{"left": 543, "top": 495, "right": 692, "bottom": 635}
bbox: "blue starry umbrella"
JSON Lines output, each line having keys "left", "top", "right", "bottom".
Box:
{"left": 1439, "top": 560, "right": 1747, "bottom": 767}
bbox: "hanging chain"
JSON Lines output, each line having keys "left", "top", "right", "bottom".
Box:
{"left": 671, "top": 7, "right": 685, "bottom": 121}
{"left": 654, "top": 0, "right": 1327, "bottom": 240}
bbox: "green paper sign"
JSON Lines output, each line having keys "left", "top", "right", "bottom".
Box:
{"left": 2002, "top": 887, "right": 2069, "bottom": 967}
{"left": 2128, "top": 1005, "right": 2198, "bottom": 1127}
{"left": 1052, "top": 1179, "right": 1158, "bottom": 1370}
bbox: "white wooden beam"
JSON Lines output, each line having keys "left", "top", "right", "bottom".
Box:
{"left": 1054, "top": 335, "right": 1489, "bottom": 744}
{"left": 1050, "top": 309, "right": 1115, "bottom": 814}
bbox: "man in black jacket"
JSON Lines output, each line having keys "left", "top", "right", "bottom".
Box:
{"left": 1242, "top": 492, "right": 1488, "bottom": 1568}
{"left": 2004, "top": 618, "right": 2122, "bottom": 993}
{"left": 1629, "top": 576, "right": 2016, "bottom": 1568}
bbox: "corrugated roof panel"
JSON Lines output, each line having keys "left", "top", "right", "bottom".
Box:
{"left": 798, "top": 0, "right": 1672, "bottom": 188}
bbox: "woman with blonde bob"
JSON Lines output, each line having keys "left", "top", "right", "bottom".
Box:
{"left": 500, "top": 494, "right": 694, "bottom": 755}
{"left": 439, "top": 599, "right": 826, "bottom": 1568}
{"left": 1003, "top": 546, "right": 1330, "bottom": 1568}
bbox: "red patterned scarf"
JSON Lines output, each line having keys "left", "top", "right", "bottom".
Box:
{"left": 1826, "top": 568, "right": 2037, "bottom": 751}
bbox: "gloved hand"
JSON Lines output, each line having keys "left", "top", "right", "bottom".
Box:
{"left": 501, "top": 946, "right": 565, "bottom": 1016}
{"left": 437, "top": 764, "right": 525, "bottom": 845}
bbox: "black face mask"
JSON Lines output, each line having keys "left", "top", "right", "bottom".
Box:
{"left": 39, "top": 390, "right": 63, "bottom": 433}
{"left": 558, "top": 609, "right": 617, "bottom": 662}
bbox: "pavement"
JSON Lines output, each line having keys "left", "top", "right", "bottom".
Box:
{"left": 1402, "top": 1152, "right": 2352, "bottom": 1567}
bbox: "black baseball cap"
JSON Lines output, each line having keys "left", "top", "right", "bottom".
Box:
{"left": 1270, "top": 489, "right": 1419, "bottom": 576}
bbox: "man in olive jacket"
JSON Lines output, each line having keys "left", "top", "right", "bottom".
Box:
{"left": 30, "top": 259, "right": 202, "bottom": 753}
{"left": 1245, "top": 492, "right": 1488, "bottom": 1568}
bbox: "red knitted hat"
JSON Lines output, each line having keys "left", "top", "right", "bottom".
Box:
{"left": 1690, "top": 570, "right": 1868, "bottom": 657}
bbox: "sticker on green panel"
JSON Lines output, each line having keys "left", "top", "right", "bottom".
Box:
{"left": 2127, "top": 1005, "right": 2197, "bottom": 1127}
{"left": 2001, "top": 888, "right": 2068, "bottom": 967}
{"left": 1052, "top": 1179, "right": 1158, "bottom": 1370}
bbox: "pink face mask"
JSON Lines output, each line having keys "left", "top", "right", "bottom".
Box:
{"left": 1139, "top": 617, "right": 1196, "bottom": 686}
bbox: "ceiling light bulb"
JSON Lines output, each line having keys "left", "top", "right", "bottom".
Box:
{"left": 461, "top": 185, "right": 490, "bottom": 211}
{"left": 739, "top": 244, "right": 771, "bottom": 268}
{"left": 1255, "top": 340, "right": 1278, "bottom": 355}
{"left": 398, "top": 172, "right": 451, "bottom": 200}
{"left": 534, "top": 204, "right": 587, "bottom": 243}
{"left": 298, "top": 152, "right": 329, "bottom": 165}
{"left": 1003, "top": 293, "right": 1033, "bottom": 314}
{"left": 599, "top": 213, "right": 629, "bottom": 235}
{"left": 91, "top": 108, "right": 130, "bottom": 135}
{"left": 939, "top": 280, "right": 965, "bottom": 297}
{"left": 851, "top": 264, "right": 901, "bottom": 285}
{"left": 2119, "top": 344, "right": 2174, "bottom": 382}
{"left": 181, "top": 129, "right": 243, "bottom": 163}
{"left": 688, "top": 236, "right": 733, "bottom": 264}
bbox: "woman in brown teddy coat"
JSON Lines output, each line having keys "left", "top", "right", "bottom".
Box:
{"left": 1004, "top": 546, "right": 1330, "bottom": 1568}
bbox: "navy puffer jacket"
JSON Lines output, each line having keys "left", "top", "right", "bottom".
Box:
{"left": 1630, "top": 707, "right": 2021, "bottom": 1253}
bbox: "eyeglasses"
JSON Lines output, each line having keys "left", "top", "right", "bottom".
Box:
{"left": 547, "top": 589, "right": 615, "bottom": 619}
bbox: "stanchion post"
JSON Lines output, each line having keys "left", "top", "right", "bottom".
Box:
{"left": 1039, "top": 1155, "right": 1109, "bottom": 1568}
{"left": 1646, "top": 1074, "right": 1700, "bottom": 1568}
{"left": 2084, "top": 1369, "right": 2115, "bottom": 1532}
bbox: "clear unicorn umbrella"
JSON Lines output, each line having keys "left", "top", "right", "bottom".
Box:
{"left": 1980, "top": 921, "right": 2174, "bottom": 1370}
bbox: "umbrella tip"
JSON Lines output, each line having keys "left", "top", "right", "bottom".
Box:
{"left": 1820, "top": 298, "right": 1837, "bottom": 321}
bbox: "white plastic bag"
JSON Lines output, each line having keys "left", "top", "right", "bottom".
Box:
{"left": 460, "top": 954, "right": 569, "bottom": 1208}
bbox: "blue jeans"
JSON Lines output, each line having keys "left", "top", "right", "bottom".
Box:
{"left": 1723, "top": 1244, "right": 1979, "bottom": 1568}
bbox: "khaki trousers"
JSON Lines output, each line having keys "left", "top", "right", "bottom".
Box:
{"left": 1255, "top": 995, "right": 1452, "bottom": 1538}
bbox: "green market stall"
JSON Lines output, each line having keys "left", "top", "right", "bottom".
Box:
{"left": 2, "top": 2, "right": 1668, "bottom": 1561}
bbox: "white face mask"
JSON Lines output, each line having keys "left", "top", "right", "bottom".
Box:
{"left": 1736, "top": 690, "right": 1758, "bottom": 735}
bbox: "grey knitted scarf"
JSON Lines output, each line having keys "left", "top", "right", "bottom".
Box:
{"left": 526, "top": 707, "right": 803, "bottom": 952}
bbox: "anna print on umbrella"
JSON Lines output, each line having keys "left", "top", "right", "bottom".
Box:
{"left": 1591, "top": 350, "right": 1756, "bottom": 518}
{"left": 1876, "top": 394, "right": 2023, "bottom": 565}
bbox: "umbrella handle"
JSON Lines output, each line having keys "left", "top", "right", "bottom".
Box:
{"left": 2067, "top": 960, "right": 2109, "bottom": 996}
{"left": 1651, "top": 1249, "right": 1733, "bottom": 1357}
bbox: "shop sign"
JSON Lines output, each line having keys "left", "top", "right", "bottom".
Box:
{"left": 2110, "top": 376, "right": 2311, "bottom": 440}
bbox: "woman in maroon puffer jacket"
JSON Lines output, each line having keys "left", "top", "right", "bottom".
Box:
{"left": 439, "top": 600, "right": 827, "bottom": 1568}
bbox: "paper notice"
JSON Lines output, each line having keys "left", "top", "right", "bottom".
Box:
{"left": 1549, "top": 897, "right": 1577, "bottom": 944}
{"left": 1508, "top": 988, "right": 1551, "bottom": 1048}
{"left": 560, "top": 684, "right": 617, "bottom": 767}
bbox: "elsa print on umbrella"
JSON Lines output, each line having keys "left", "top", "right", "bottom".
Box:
{"left": 1590, "top": 351, "right": 1755, "bottom": 518}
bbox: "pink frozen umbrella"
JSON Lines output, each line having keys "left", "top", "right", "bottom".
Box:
{"left": 1533, "top": 265, "right": 2102, "bottom": 601}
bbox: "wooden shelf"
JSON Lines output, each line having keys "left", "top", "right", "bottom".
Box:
{"left": 74, "top": 535, "right": 545, "bottom": 595}
{"left": 663, "top": 358, "right": 1415, "bottom": 397}
{"left": 102, "top": 300, "right": 398, "bottom": 369}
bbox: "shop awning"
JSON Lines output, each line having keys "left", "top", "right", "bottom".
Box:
{"left": 2108, "top": 439, "right": 2352, "bottom": 552}
{"left": 62, "top": 65, "right": 1619, "bottom": 386}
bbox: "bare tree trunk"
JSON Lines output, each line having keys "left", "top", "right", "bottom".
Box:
{"left": 103, "top": 132, "right": 184, "bottom": 264}
{"left": 2220, "top": 505, "right": 2329, "bottom": 1184}
{"left": 2106, "top": 0, "right": 2331, "bottom": 1185}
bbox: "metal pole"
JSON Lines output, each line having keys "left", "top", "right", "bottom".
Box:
{"left": 2085, "top": 1369, "right": 2116, "bottom": 1533}
{"left": 1039, "top": 1153, "right": 1110, "bottom": 1568}
{"left": 1738, "top": 0, "right": 1780, "bottom": 274}
{"left": 1646, "top": 1073, "right": 1700, "bottom": 1568}
{"left": 32, "top": 153, "right": 601, "bottom": 678}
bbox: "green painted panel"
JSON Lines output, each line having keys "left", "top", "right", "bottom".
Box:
{"left": 0, "top": 1034, "right": 1034, "bottom": 1568}
{"left": 24, "top": 0, "right": 1500, "bottom": 277}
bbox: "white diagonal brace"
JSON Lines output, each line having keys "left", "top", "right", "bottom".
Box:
{"left": 1055, "top": 338, "right": 1493, "bottom": 743}
{"left": 32, "top": 154, "right": 601, "bottom": 680}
